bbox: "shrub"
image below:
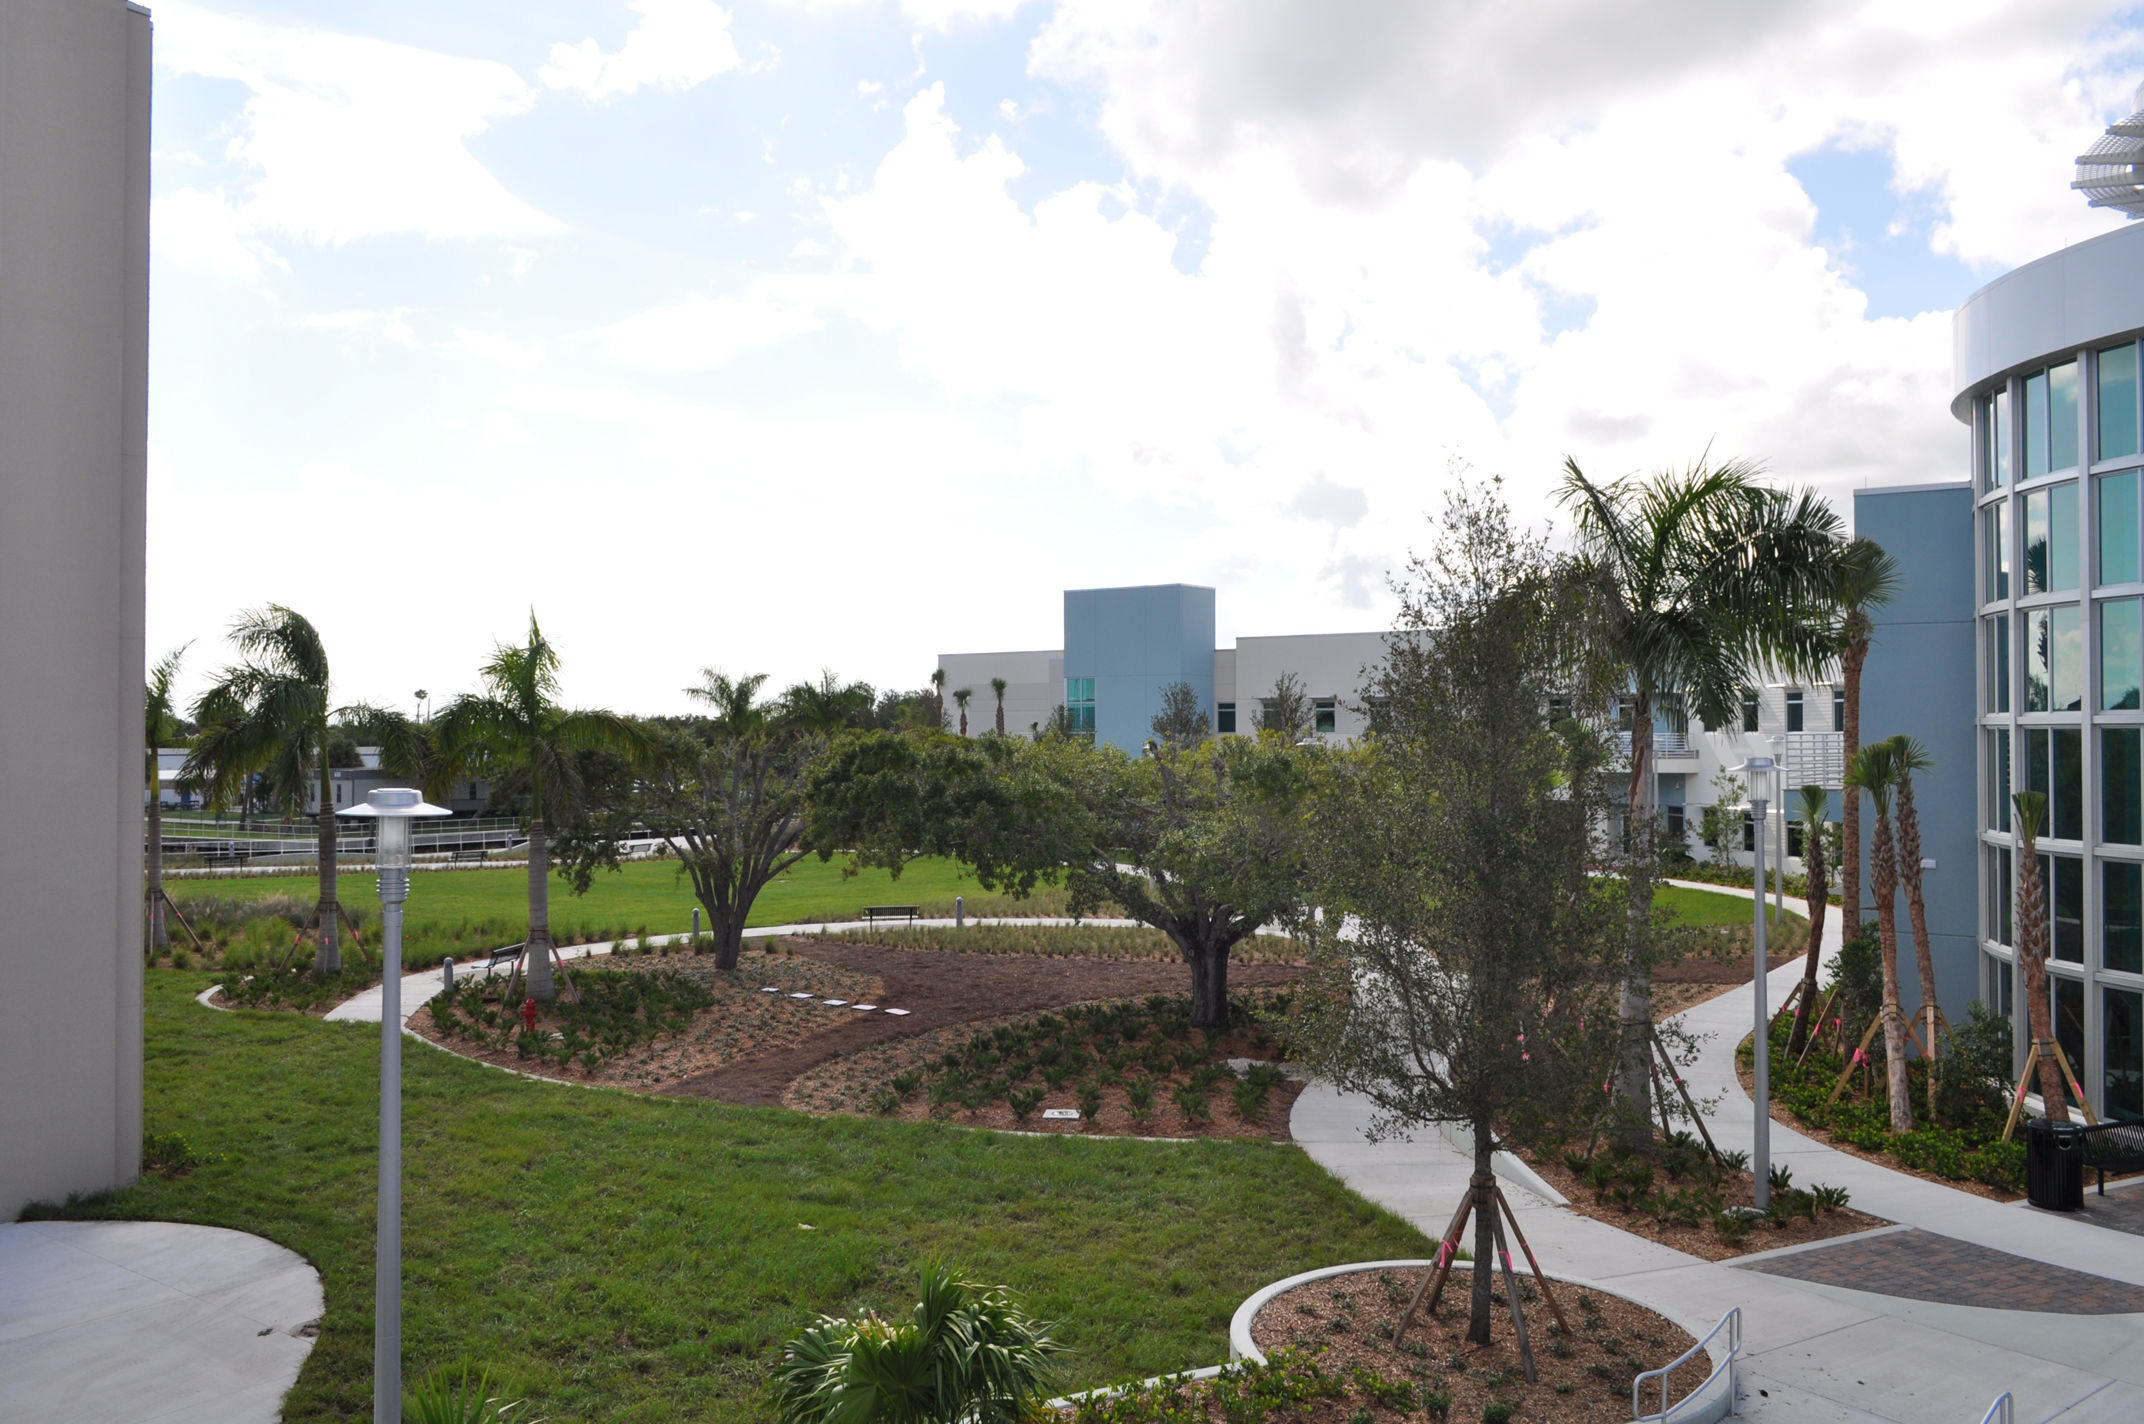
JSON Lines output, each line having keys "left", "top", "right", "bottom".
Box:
{"left": 403, "top": 1366, "right": 535, "bottom": 1424}
{"left": 1008, "top": 1086, "right": 1047, "bottom": 1122}
{"left": 1423, "top": 1388, "right": 1452, "bottom": 1421}
{"left": 1172, "top": 1083, "right": 1213, "bottom": 1123}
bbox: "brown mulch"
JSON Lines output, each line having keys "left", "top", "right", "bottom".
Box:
{"left": 1520, "top": 1147, "right": 1889, "bottom": 1260}
{"left": 1250, "top": 1267, "right": 1704, "bottom": 1424}
{"left": 662, "top": 937, "right": 1305, "bottom": 1106}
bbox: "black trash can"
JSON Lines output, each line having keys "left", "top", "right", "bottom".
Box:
{"left": 2026, "top": 1118, "right": 2085, "bottom": 1211}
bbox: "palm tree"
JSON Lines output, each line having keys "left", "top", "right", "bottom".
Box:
{"left": 430, "top": 613, "right": 645, "bottom": 1001}
{"left": 1886, "top": 733, "right": 1940, "bottom": 1106}
{"left": 773, "top": 1263, "right": 1062, "bottom": 1424}
{"left": 953, "top": 687, "right": 972, "bottom": 737}
{"left": 1827, "top": 539, "right": 1900, "bottom": 939}
{"left": 184, "top": 607, "right": 351, "bottom": 973}
{"left": 929, "top": 667, "right": 947, "bottom": 730}
{"left": 1846, "top": 742, "right": 1912, "bottom": 1131}
{"left": 782, "top": 669, "right": 873, "bottom": 734}
{"left": 694, "top": 669, "right": 771, "bottom": 737}
{"left": 144, "top": 644, "right": 190, "bottom": 952}
{"left": 990, "top": 677, "right": 1007, "bottom": 735}
{"left": 2013, "top": 791, "right": 2070, "bottom": 1121}
{"left": 1786, "top": 783, "right": 1829, "bottom": 1056}
{"left": 1557, "top": 455, "right": 1843, "bottom": 1142}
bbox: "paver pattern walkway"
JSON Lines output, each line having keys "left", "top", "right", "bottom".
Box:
{"left": 1738, "top": 1228, "right": 2144, "bottom": 1313}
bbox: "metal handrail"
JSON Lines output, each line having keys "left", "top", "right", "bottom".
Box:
{"left": 1633, "top": 1306, "right": 1739, "bottom": 1423}
{"left": 1978, "top": 1392, "right": 2013, "bottom": 1424}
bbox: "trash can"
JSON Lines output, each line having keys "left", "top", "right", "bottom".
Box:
{"left": 2026, "top": 1118, "right": 2085, "bottom": 1211}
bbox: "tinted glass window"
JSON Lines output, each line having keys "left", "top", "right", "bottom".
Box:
{"left": 2026, "top": 489, "right": 2051, "bottom": 593}
{"left": 2053, "top": 604, "right": 2085, "bottom": 711}
{"left": 2051, "top": 482, "right": 2080, "bottom": 590}
{"left": 2051, "top": 856, "right": 2085, "bottom": 961}
{"left": 1986, "top": 502, "right": 2011, "bottom": 602}
{"left": 2055, "top": 728, "right": 2084, "bottom": 839}
{"left": 2103, "top": 470, "right": 2139, "bottom": 585}
{"left": 2028, "top": 371, "right": 2051, "bottom": 479}
{"left": 2026, "top": 609, "right": 2051, "bottom": 711}
{"left": 2108, "top": 987, "right": 2144, "bottom": 1121}
{"left": 2106, "top": 728, "right": 2142, "bottom": 846}
{"left": 2108, "top": 863, "right": 2144, "bottom": 974}
{"left": 2106, "top": 598, "right": 2143, "bottom": 710}
{"left": 1989, "top": 727, "right": 2012, "bottom": 832}
{"left": 2104, "top": 344, "right": 2140, "bottom": 461}
{"left": 2051, "top": 361, "right": 2080, "bottom": 472}
{"left": 1995, "top": 387, "right": 2013, "bottom": 486}
{"left": 1989, "top": 614, "right": 2010, "bottom": 713}
{"left": 1785, "top": 691, "right": 1803, "bottom": 732}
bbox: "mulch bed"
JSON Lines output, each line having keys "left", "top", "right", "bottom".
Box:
{"left": 662, "top": 937, "right": 1305, "bottom": 1107}
{"left": 1520, "top": 1148, "right": 1889, "bottom": 1261}
{"left": 1250, "top": 1266, "right": 1705, "bottom": 1424}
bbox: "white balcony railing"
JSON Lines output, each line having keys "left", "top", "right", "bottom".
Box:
{"left": 1617, "top": 729, "right": 1697, "bottom": 760}
{"left": 1779, "top": 731, "right": 1845, "bottom": 790}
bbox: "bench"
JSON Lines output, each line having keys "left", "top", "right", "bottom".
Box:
{"left": 861, "top": 905, "right": 920, "bottom": 928}
{"left": 483, "top": 942, "right": 526, "bottom": 976}
{"left": 2079, "top": 1120, "right": 2144, "bottom": 1193}
{"left": 449, "top": 848, "right": 489, "bottom": 863}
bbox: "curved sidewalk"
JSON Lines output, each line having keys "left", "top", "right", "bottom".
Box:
{"left": 1292, "top": 882, "right": 2144, "bottom": 1422}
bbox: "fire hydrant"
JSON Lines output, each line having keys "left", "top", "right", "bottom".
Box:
{"left": 521, "top": 996, "right": 539, "bottom": 1034}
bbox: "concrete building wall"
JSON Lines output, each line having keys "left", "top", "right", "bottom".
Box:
{"left": 1853, "top": 483, "right": 1981, "bottom": 1028}
{"left": 934, "top": 648, "right": 1062, "bottom": 738}
{"left": 1064, "top": 585, "right": 1215, "bottom": 751}
{"left": 0, "top": 0, "right": 152, "bottom": 1218}
{"left": 1234, "top": 632, "right": 1392, "bottom": 739}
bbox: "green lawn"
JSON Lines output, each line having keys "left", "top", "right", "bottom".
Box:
{"left": 39, "top": 975, "right": 1429, "bottom": 1422}
{"left": 1656, "top": 883, "right": 1805, "bottom": 932}
{"left": 169, "top": 855, "right": 1054, "bottom": 941}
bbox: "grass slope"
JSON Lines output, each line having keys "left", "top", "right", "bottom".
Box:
{"left": 43, "top": 975, "right": 1428, "bottom": 1422}
{"left": 1655, "top": 883, "right": 1805, "bottom": 931}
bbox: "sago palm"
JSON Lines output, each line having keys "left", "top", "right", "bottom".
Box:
{"left": 431, "top": 613, "right": 645, "bottom": 1001}
{"left": 1786, "top": 784, "right": 1829, "bottom": 1056}
{"left": 144, "top": 644, "right": 189, "bottom": 951}
{"left": 1846, "top": 741, "right": 1912, "bottom": 1131}
{"left": 772, "top": 1263, "right": 1062, "bottom": 1424}
{"left": 1557, "top": 454, "right": 1842, "bottom": 1143}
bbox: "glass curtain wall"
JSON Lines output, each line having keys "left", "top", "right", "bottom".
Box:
{"left": 1981, "top": 340, "right": 2144, "bottom": 1118}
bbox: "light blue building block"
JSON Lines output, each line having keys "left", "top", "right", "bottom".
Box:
{"left": 1063, "top": 585, "right": 1216, "bottom": 752}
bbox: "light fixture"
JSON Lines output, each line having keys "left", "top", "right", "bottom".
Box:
{"left": 1732, "top": 756, "right": 1775, "bottom": 1211}
{"left": 340, "top": 786, "right": 450, "bottom": 1424}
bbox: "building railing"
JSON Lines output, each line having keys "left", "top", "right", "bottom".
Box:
{"left": 1779, "top": 730, "right": 1845, "bottom": 790}
{"left": 1617, "top": 729, "right": 1697, "bottom": 759}
{"left": 1977, "top": 1392, "right": 2012, "bottom": 1424}
{"left": 152, "top": 815, "right": 527, "bottom": 861}
{"left": 1632, "top": 1306, "right": 1738, "bottom": 1423}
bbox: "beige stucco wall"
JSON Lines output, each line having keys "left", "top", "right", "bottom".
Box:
{"left": 0, "top": 0, "right": 151, "bottom": 1219}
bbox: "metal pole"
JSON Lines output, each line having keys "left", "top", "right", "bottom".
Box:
{"left": 1751, "top": 793, "right": 1770, "bottom": 1211}
{"left": 375, "top": 864, "right": 407, "bottom": 1423}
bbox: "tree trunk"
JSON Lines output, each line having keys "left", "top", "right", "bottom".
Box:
{"left": 995, "top": 700, "right": 1004, "bottom": 735}
{"left": 148, "top": 774, "right": 167, "bottom": 952}
{"left": 314, "top": 749, "right": 341, "bottom": 975}
{"left": 1183, "top": 934, "right": 1231, "bottom": 1032}
{"left": 526, "top": 816, "right": 556, "bottom": 1001}
{"left": 1616, "top": 698, "right": 1657, "bottom": 1149}
{"left": 1467, "top": 1146, "right": 1497, "bottom": 1347}
{"left": 1896, "top": 774, "right": 1939, "bottom": 1074}
{"left": 2016, "top": 829, "right": 2068, "bottom": 1121}
{"left": 1839, "top": 639, "right": 1866, "bottom": 942}
{"left": 1871, "top": 804, "right": 1912, "bottom": 1132}
{"left": 1787, "top": 820, "right": 1827, "bottom": 1056}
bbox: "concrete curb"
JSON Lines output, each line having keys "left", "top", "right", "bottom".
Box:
{"left": 1227, "top": 1260, "right": 1737, "bottom": 1424}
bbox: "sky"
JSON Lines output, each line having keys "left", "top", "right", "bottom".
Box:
{"left": 146, "top": 0, "right": 2144, "bottom": 716}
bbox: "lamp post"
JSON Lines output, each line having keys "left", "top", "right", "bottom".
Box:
{"left": 1736, "top": 756, "right": 1775, "bottom": 1210}
{"left": 342, "top": 786, "right": 451, "bottom": 1424}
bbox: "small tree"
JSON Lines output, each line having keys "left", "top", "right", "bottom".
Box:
{"left": 1699, "top": 766, "right": 1745, "bottom": 870}
{"left": 953, "top": 687, "right": 972, "bottom": 737}
{"left": 782, "top": 669, "right": 874, "bottom": 734}
{"left": 1150, "top": 680, "right": 1210, "bottom": 748}
{"left": 2013, "top": 791, "right": 2069, "bottom": 1121}
{"left": 144, "top": 644, "right": 189, "bottom": 952}
{"left": 1258, "top": 671, "right": 1312, "bottom": 738}
{"left": 1786, "top": 784, "right": 1830, "bottom": 1056}
{"left": 990, "top": 676, "right": 1007, "bottom": 735}
{"left": 1846, "top": 742, "right": 1912, "bottom": 1131}
{"left": 929, "top": 667, "right": 947, "bottom": 730}
{"left": 1887, "top": 735, "right": 1940, "bottom": 1098}
{"left": 1295, "top": 484, "right": 1618, "bottom": 1349}
{"left": 1829, "top": 539, "right": 1900, "bottom": 940}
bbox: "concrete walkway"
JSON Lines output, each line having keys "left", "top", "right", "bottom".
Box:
{"left": 0, "top": 1220, "right": 322, "bottom": 1424}
{"left": 1291, "top": 881, "right": 2144, "bottom": 1422}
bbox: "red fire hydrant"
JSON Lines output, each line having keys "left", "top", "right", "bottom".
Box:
{"left": 521, "top": 996, "right": 539, "bottom": 1034}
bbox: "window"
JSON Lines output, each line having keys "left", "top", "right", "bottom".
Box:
{"left": 1987, "top": 728, "right": 2011, "bottom": 832}
{"left": 1313, "top": 699, "right": 1336, "bottom": 735}
{"left": 2055, "top": 976, "right": 2087, "bottom": 1080}
{"left": 2024, "top": 483, "right": 2079, "bottom": 593}
{"left": 2109, "top": 988, "right": 2144, "bottom": 1122}
{"left": 1987, "top": 614, "right": 2010, "bottom": 713}
{"left": 1066, "top": 677, "right": 1095, "bottom": 738}
{"left": 2109, "top": 728, "right": 2143, "bottom": 845}
{"left": 2025, "top": 728, "right": 2083, "bottom": 839}
{"left": 1833, "top": 688, "right": 1845, "bottom": 732}
{"left": 1984, "top": 502, "right": 2011, "bottom": 603}
{"left": 1993, "top": 386, "right": 2013, "bottom": 488}
{"left": 1216, "top": 701, "right": 1236, "bottom": 735}
{"left": 1989, "top": 951, "right": 2015, "bottom": 1025}
{"left": 2106, "top": 599, "right": 2143, "bottom": 709}
{"left": 2027, "top": 370, "right": 2051, "bottom": 480}
{"left": 2026, "top": 606, "right": 2084, "bottom": 711}
{"left": 1742, "top": 812, "right": 1756, "bottom": 853}
{"left": 2045, "top": 854, "right": 2084, "bottom": 961}
{"left": 2052, "top": 361, "right": 2081, "bottom": 473}
{"left": 1788, "top": 821, "right": 1805, "bottom": 859}
{"left": 2104, "top": 343, "right": 2140, "bottom": 462}
{"left": 1785, "top": 690, "right": 1804, "bottom": 732}
{"left": 1666, "top": 804, "right": 1686, "bottom": 841}
{"left": 1369, "top": 696, "right": 1391, "bottom": 731}
{"left": 2103, "top": 470, "right": 2140, "bottom": 585}
{"left": 1740, "top": 690, "right": 1760, "bottom": 732}
{"left": 1993, "top": 846, "right": 2014, "bottom": 946}
{"left": 2108, "top": 862, "right": 2144, "bottom": 974}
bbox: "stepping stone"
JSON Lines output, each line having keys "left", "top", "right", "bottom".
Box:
{"left": 760, "top": 986, "right": 780, "bottom": 993}
{"left": 852, "top": 1004, "right": 877, "bottom": 1012}
{"left": 883, "top": 1008, "right": 910, "bottom": 1016}
{"left": 1042, "top": 1108, "right": 1080, "bottom": 1120}
{"left": 822, "top": 999, "right": 848, "bottom": 1007}
{"left": 788, "top": 992, "right": 814, "bottom": 999}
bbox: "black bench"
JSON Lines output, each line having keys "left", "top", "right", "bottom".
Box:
{"left": 2079, "top": 1120, "right": 2144, "bottom": 1193}
{"left": 861, "top": 905, "right": 920, "bottom": 928}
{"left": 449, "top": 848, "right": 489, "bottom": 863}
{"left": 483, "top": 942, "right": 526, "bottom": 976}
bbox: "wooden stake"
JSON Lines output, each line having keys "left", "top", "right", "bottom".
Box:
{"left": 1651, "top": 1029, "right": 1724, "bottom": 1168}
{"left": 1828, "top": 1012, "right": 1888, "bottom": 1104}
{"left": 156, "top": 888, "right": 208, "bottom": 955}
{"left": 1795, "top": 986, "right": 1841, "bottom": 1068}
{"left": 1400, "top": 1187, "right": 1474, "bottom": 1340}
{"left": 1645, "top": 1051, "right": 1675, "bottom": 1140}
{"left": 2002, "top": 1040, "right": 2042, "bottom": 1142}
{"left": 2052, "top": 1040, "right": 2100, "bottom": 1126}
{"left": 1490, "top": 1209, "right": 1538, "bottom": 1383}
{"left": 1493, "top": 1186, "right": 1570, "bottom": 1335}
{"left": 1769, "top": 979, "right": 1807, "bottom": 1034}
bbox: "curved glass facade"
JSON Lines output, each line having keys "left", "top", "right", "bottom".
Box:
{"left": 1976, "top": 339, "right": 2144, "bottom": 1119}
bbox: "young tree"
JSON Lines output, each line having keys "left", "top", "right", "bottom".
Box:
{"left": 990, "top": 676, "right": 1007, "bottom": 735}
{"left": 2013, "top": 791, "right": 2069, "bottom": 1121}
{"left": 429, "top": 613, "right": 645, "bottom": 1000}
{"left": 1295, "top": 484, "right": 1618, "bottom": 1349}
{"left": 1150, "top": 680, "right": 1210, "bottom": 748}
{"left": 1786, "top": 784, "right": 1830, "bottom": 1056}
{"left": 144, "top": 644, "right": 190, "bottom": 951}
{"left": 1846, "top": 742, "right": 1912, "bottom": 1131}
{"left": 1258, "top": 671, "right": 1312, "bottom": 738}
{"left": 1557, "top": 455, "right": 1842, "bottom": 1145}
{"left": 954, "top": 687, "right": 972, "bottom": 737}
{"left": 1886, "top": 735, "right": 1940, "bottom": 1092}
{"left": 1828, "top": 539, "right": 1900, "bottom": 937}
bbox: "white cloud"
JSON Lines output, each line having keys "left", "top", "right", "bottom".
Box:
{"left": 152, "top": 187, "right": 287, "bottom": 280}
{"left": 599, "top": 291, "right": 826, "bottom": 369}
{"left": 448, "top": 328, "right": 547, "bottom": 371}
{"left": 542, "top": 0, "right": 742, "bottom": 100}
{"left": 155, "top": 2, "right": 558, "bottom": 259}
